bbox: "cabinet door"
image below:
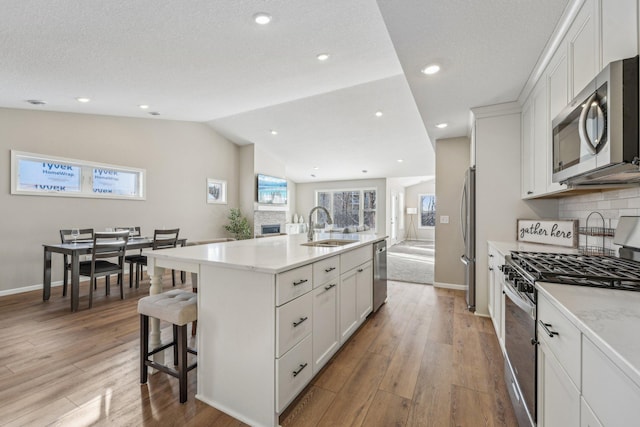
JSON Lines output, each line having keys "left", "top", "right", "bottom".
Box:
{"left": 568, "top": 0, "right": 599, "bottom": 97}
{"left": 339, "top": 269, "right": 358, "bottom": 343}
{"left": 537, "top": 337, "right": 581, "bottom": 427}
{"left": 601, "top": 0, "right": 637, "bottom": 66}
{"left": 580, "top": 397, "right": 603, "bottom": 427}
{"left": 521, "top": 99, "right": 535, "bottom": 197}
{"left": 532, "top": 81, "right": 548, "bottom": 195}
{"left": 355, "top": 261, "right": 372, "bottom": 322}
{"left": 546, "top": 43, "right": 569, "bottom": 194}
{"left": 312, "top": 281, "right": 339, "bottom": 374}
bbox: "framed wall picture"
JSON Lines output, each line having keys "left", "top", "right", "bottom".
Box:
{"left": 207, "top": 178, "right": 227, "bottom": 204}
{"left": 517, "top": 219, "right": 578, "bottom": 247}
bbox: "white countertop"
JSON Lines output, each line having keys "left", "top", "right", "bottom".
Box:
{"left": 537, "top": 282, "right": 640, "bottom": 389}
{"left": 143, "top": 232, "right": 386, "bottom": 274}
{"left": 488, "top": 240, "right": 581, "bottom": 257}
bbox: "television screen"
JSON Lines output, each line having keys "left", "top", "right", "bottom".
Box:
{"left": 257, "top": 173, "right": 288, "bottom": 204}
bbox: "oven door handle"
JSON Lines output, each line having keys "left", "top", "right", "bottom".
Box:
{"left": 503, "top": 282, "right": 535, "bottom": 318}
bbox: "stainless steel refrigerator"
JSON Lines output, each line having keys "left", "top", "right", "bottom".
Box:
{"left": 460, "top": 166, "right": 476, "bottom": 312}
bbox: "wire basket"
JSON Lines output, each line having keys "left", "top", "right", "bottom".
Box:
{"left": 578, "top": 226, "right": 615, "bottom": 237}
{"left": 578, "top": 245, "right": 616, "bottom": 257}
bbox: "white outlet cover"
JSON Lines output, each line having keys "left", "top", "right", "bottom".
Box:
{"left": 440, "top": 215, "right": 449, "bottom": 224}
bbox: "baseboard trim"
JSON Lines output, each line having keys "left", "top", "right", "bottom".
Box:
{"left": 433, "top": 281, "right": 466, "bottom": 291}
{"left": 0, "top": 277, "right": 88, "bottom": 297}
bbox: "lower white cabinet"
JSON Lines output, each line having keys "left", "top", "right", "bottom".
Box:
{"left": 340, "top": 260, "right": 372, "bottom": 343}
{"left": 276, "top": 334, "right": 313, "bottom": 411}
{"left": 355, "top": 261, "right": 373, "bottom": 322}
{"left": 312, "top": 281, "right": 339, "bottom": 374}
{"left": 582, "top": 336, "right": 640, "bottom": 426}
{"left": 487, "top": 243, "right": 505, "bottom": 350}
{"left": 537, "top": 334, "right": 581, "bottom": 427}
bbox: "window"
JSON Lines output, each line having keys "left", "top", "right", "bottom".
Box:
{"left": 11, "top": 150, "right": 146, "bottom": 200}
{"left": 419, "top": 194, "right": 436, "bottom": 228}
{"left": 315, "top": 188, "right": 377, "bottom": 230}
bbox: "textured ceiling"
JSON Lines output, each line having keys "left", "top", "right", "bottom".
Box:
{"left": 0, "top": 0, "right": 569, "bottom": 182}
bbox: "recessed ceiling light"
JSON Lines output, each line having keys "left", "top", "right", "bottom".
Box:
{"left": 270, "top": 130, "right": 278, "bottom": 135}
{"left": 316, "top": 53, "right": 330, "bottom": 61}
{"left": 139, "top": 104, "right": 150, "bottom": 109}
{"left": 375, "top": 111, "right": 383, "bottom": 117}
{"left": 76, "top": 97, "right": 91, "bottom": 103}
{"left": 26, "top": 99, "right": 46, "bottom": 105}
{"left": 421, "top": 64, "right": 440, "bottom": 75}
{"left": 435, "top": 123, "right": 448, "bottom": 129}
{"left": 253, "top": 12, "right": 272, "bottom": 25}
{"left": 397, "top": 159, "right": 403, "bottom": 163}
{"left": 314, "top": 166, "right": 319, "bottom": 170}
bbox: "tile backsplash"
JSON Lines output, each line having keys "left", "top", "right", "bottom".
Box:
{"left": 559, "top": 187, "right": 640, "bottom": 255}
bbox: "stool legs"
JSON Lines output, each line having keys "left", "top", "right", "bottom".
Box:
{"left": 140, "top": 314, "right": 149, "bottom": 384}
{"left": 140, "top": 314, "right": 191, "bottom": 403}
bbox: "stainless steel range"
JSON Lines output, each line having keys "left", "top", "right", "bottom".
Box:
{"left": 499, "top": 216, "right": 640, "bottom": 426}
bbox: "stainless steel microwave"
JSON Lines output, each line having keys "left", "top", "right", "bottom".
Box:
{"left": 551, "top": 55, "right": 639, "bottom": 185}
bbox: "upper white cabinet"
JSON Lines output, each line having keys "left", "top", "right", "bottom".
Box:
{"left": 568, "top": 0, "right": 599, "bottom": 98}
{"left": 601, "top": 0, "right": 637, "bottom": 72}
{"left": 520, "top": 0, "right": 638, "bottom": 199}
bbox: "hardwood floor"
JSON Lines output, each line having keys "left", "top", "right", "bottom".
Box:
{"left": 0, "top": 276, "right": 517, "bottom": 426}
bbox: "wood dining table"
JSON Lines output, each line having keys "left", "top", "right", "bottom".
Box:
{"left": 43, "top": 236, "right": 187, "bottom": 312}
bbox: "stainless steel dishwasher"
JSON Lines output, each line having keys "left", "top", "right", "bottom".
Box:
{"left": 373, "top": 240, "right": 388, "bottom": 311}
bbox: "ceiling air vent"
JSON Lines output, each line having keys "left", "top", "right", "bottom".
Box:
{"left": 26, "top": 99, "right": 46, "bottom": 105}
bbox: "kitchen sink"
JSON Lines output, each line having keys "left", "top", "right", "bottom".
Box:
{"left": 301, "top": 239, "right": 358, "bottom": 247}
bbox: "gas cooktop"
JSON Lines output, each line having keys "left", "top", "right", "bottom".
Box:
{"left": 509, "top": 251, "right": 640, "bottom": 292}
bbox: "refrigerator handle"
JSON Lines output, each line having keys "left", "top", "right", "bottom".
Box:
{"left": 460, "top": 180, "right": 467, "bottom": 243}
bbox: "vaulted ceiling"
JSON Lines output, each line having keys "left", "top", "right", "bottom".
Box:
{"left": 1, "top": 0, "right": 569, "bottom": 182}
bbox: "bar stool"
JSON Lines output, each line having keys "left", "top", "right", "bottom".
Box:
{"left": 138, "top": 289, "right": 197, "bottom": 403}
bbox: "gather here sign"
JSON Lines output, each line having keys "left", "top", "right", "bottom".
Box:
{"left": 517, "top": 219, "right": 578, "bottom": 247}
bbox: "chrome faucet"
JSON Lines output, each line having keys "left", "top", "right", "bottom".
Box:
{"left": 307, "top": 206, "right": 333, "bottom": 241}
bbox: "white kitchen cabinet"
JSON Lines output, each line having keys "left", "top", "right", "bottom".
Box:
{"left": 339, "top": 267, "right": 358, "bottom": 342}
{"left": 532, "top": 81, "right": 549, "bottom": 195}
{"left": 355, "top": 261, "right": 372, "bottom": 322}
{"left": 601, "top": 0, "right": 637, "bottom": 66}
{"left": 568, "top": 0, "right": 599, "bottom": 97}
{"left": 580, "top": 397, "right": 603, "bottom": 427}
{"left": 312, "top": 278, "right": 339, "bottom": 374}
{"left": 546, "top": 40, "right": 569, "bottom": 195}
{"left": 487, "top": 243, "right": 505, "bottom": 350}
{"left": 537, "top": 335, "right": 581, "bottom": 427}
{"left": 339, "top": 258, "right": 372, "bottom": 343}
{"left": 521, "top": 98, "right": 535, "bottom": 198}
{"left": 582, "top": 336, "right": 640, "bottom": 427}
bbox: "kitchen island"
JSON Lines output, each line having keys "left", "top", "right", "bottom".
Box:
{"left": 144, "top": 232, "right": 386, "bottom": 427}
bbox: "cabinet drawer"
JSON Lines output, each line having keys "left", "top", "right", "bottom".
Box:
{"left": 582, "top": 336, "right": 640, "bottom": 427}
{"left": 340, "top": 245, "right": 372, "bottom": 272}
{"left": 537, "top": 293, "right": 581, "bottom": 389}
{"left": 313, "top": 255, "right": 340, "bottom": 288}
{"left": 276, "top": 334, "right": 312, "bottom": 412}
{"left": 276, "top": 264, "right": 313, "bottom": 306}
{"left": 276, "top": 292, "right": 312, "bottom": 357}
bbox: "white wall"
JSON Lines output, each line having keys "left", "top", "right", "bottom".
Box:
{"left": 1, "top": 107, "right": 239, "bottom": 293}
{"left": 405, "top": 180, "right": 436, "bottom": 241}
{"left": 385, "top": 178, "right": 406, "bottom": 246}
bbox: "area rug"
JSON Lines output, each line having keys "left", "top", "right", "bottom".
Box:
{"left": 387, "top": 240, "right": 434, "bottom": 285}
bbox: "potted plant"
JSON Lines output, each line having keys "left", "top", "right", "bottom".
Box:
{"left": 224, "top": 208, "right": 252, "bottom": 240}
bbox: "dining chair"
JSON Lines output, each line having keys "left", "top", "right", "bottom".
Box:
{"left": 78, "top": 230, "right": 130, "bottom": 309}
{"left": 59, "top": 228, "right": 94, "bottom": 297}
{"left": 127, "top": 229, "right": 180, "bottom": 288}
{"left": 117, "top": 227, "right": 143, "bottom": 287}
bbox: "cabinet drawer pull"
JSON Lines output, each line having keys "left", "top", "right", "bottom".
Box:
{"left": 324, "top": 266, "right": 336, "bottom": 273}
{"left": 293, "top": 279, "right": 308, "bottom": 286}
{"left": 539, "top": 321, "right": 559, "bottom": 338}
{"left": 489, "top": 267, "right": 494, "bottom": 271}
{"left": 324, "top": 283, "right": 336, "bottom": 291}
{"left": 292, "top": 317, "right": 308, "bottom": 327}
{"left": 357, "top": 268, "right": 364, "bottom": 272}
{"left": 292, "top": 363, "right": 308, "bottom": 377}
{"left": 489, "top": 254, "right": 494, "bottom": 258}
